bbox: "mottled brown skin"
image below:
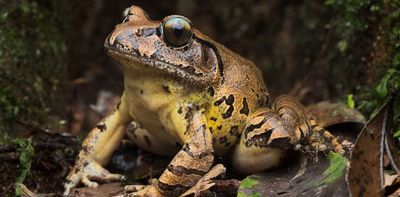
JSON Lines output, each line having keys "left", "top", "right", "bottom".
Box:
{"left": 64, "top": 6, "right": 344, "bottom": 197}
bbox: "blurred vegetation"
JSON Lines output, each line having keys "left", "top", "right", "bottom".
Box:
{"left": 325, "top": 0, "right": 400, "bottom": 140}
{"left": 0, "top": 0, "right": 68, "bottom": 132}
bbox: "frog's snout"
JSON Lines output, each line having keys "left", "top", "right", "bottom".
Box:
{"left": 106, "top": 30, "right": 132, "bottom": 50}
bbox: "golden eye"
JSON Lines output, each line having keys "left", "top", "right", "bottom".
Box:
{"left": 161, "top": 16, "right": 193, "bottom": 47}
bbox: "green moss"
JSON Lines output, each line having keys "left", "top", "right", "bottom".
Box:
{"left": 12, "top": 138, "right": 35, "bottom": 196}
{"left": 239, "top": 176, "right": 260, "bottom": 189}
{"left": 0, "top": 0, "right": 68, "bottom": 130}
{"left": 318, "top": 152, "right": 348, "bottom": 186}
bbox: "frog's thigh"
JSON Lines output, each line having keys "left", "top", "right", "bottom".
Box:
{"left": 126, "top": 122, "right": 178, "bottom": 156}
{"left": 232, "top": 109, "right": 291, "bottom": 174}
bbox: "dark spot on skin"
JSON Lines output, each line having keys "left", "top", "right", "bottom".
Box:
{"left": 156, "top": 27, "right": 162, "bottom": 36}
{"left": 221, "top": 94, "right": 235, "bottom": 119}
{"left": 207, "top": 87, "right": 215, "bottom": 96}
{"left": 167, "top": 164, "right": 207, "bottom": 177}
{"left": 96, "top": 124, "right": 107, "bottom": 132}
{"left": 245, "top": 116, "right": 269, "bottom": 136}
{"left": 245, "top": 74, "right": 250, "bottom": 80}
{"left": 259, "top": 95, "right": 270, "bottom": 107}
{"left": 144, "top": 135, "right": 152, "bottom": 148}
{"left": 82, "top": 145, "right": 89, "bottom": 153}
{"left": 210, "top": 117, "right": 217, "bottom": 121}
{"left": 222, "top": 106, "right": 234, "bottom": 119}
{"left": 226, "top": 94, "right": 234, "bottom": 105}
{"left": 157, "top": 181, "right": 189, "bottom": 195}
{"left": 298, "top": 126, "right": 305, "bottom": 139}
{"left": 178, "top": 107, "right": 183, "bottom": 114}
{"left": 181, "top": 66, "right": 202, "bottom": 77}
{"left": 182, "top": 143, "right": 194, "bottom": 158}
{"left": 229, "top": 125, "right": 239, "bottom": 136}
{"left": 184, "top": 104, "right": 198, "bottom": 135}
{"left": 251, "top": 88, "right": 255, "bottom": 92}
{"left": 240, "top": 97, "right": 250, "bottom": 116}
{"left": 182, "top": 143, "right": 208, "bottom": 159}
{"left": 268, "top": 137, "right": 292, "bottom": 150}
{"left": 219, "top": 136, "right": 227, "bottom": 144}
{"left": 245, "top": 128, "right": 276, "bottom": 148}
{"left": 217, "top": 125, "right": 222, "bottom": 130}
{"left": 214, "top": 96, "right": 226, "bottom": 106}
{"left": 162, "top": 85, "right": 171, "bottom": 93}
{"left": 116, "top": 101, "right": 121, "bottom": 109}
{"left": 209, "top": 127, "right": 214, "bottom": 133}
{"left": 83, "top": 161, "right": 89, "bottom": 167}
{"left": 140, "top": 90, "right": 143, "bottom": 94}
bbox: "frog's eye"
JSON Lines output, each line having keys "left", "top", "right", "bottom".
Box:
{"left": 161, "top": 16, "right": 193, "bottom": 47}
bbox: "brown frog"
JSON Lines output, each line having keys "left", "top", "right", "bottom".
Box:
{"left": 64, "top": 5, "right": 344, "bottom": 196}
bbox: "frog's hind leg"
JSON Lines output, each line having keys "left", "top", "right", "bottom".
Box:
{"left": 232, "top": 107, "right": 293, "bottom": 174}
{"left": 232, "top": 95, "right": 344, "bottom": 174}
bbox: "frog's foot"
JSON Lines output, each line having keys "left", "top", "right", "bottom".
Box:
{"left": 308, "top": 120, "right": 345, "bottom": 155}
{"left": 64, "top": 157, "right": 124, "bottom": 195}
{"left": 180, "top": 164, "right": 226, "bottom": 197}
{"left": 119, "top": 164, "right": 226, "bottom": 197}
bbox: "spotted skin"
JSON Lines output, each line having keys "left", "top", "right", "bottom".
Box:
{"left": 64, "top": 5, "right": 345, "bottom": 196}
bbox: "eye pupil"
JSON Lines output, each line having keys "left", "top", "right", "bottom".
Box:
{"left": 162, "top": 16, "right": 193, "bottom": 47}
{"left": 173, "top": 25, "right": 183, "bottom": 38}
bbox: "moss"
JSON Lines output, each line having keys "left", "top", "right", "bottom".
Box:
{"left": 0, "top": 0, "right": 68, "bottom": 131}
{"left": 239, "top": 176, "right": 260, "bottom": 189}
{"left": 13, "top": 138, "right": 35, "bottom": 196}
{"left": 318, "top": 152, "right": 348, "bottom": 186}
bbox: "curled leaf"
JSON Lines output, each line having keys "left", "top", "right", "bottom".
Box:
{"left": 347, "top": 94, "right": 397, "bottom": 197}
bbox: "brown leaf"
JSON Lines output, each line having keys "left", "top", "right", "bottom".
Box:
{"left": 306, "top": 101, "right": 366, "bottom": 128}
{"left": 347, "top": 95, "right": 396, "bottom": 197}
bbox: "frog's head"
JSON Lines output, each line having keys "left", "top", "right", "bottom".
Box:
{"left": 105, "top": 6, "right": 223, "bottom": 87}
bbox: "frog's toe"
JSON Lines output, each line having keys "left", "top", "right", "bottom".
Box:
{"left": 121, "top": 185, "right": 162, "bottom": 197}
{"left": 88, "top": 172, "right": 125, "bottom": 183}
{"left": 124, "top": 185, "right": 146, "bottom": 192}
{"left": 82, "top": 175, "right": 99, "bottom": 188}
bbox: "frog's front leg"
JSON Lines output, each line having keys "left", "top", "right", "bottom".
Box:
{"left": 232, "top": 95, "right": 344, "bottom": 174}
{"left": 64, "top": 94, "right": 133, "bottom": 195}
{"left": 123, "top": 112, "right": 218, "bottom": 197}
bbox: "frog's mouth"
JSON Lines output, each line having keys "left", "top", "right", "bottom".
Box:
{"left": 104, "top": 43, "right": 215, "bottom": 87}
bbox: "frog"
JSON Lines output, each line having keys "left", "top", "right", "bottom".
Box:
{"left": 64, "top": 5, "right": 344, "bottom": 197}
